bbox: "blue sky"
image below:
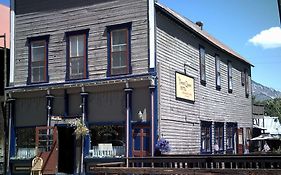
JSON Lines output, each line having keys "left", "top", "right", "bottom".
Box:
{"left": 1, "top": 0, "right": 281, "bottom": 91}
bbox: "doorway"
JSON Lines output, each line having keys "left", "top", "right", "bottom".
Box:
{"left": 58, "top": 126, "right": 75, "bottom": 174}
{"left": 132, "top": 124, "right": 150, "bottom": 157}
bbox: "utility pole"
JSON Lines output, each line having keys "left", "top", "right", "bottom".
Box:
{"left": 0, "top": 33, "right": 7, "bottom": 175}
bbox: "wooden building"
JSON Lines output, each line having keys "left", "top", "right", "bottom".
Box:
{"left": 7, "top": 0, "right": 252, "bottom": 174}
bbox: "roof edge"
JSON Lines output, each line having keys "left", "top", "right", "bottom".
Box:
{"left": 155, "top": 3, "right": 254, "bottom": 67}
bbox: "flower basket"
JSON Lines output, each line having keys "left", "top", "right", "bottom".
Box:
{"left": 155, "top": 138, "right": 171, "bottom": 155}
{"left": 68, "top": 118, "right": 89, "bottom": 139}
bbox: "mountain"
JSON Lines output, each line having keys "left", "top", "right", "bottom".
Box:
{"left": 252, "top": 80, "right": 281, "bottom": 101}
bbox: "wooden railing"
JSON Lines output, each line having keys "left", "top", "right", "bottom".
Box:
{"left": 86, "top": 154, "right": 281, "bottom": 175}
{"left": 128, "top": 155, "right": 281, "bottom": 169}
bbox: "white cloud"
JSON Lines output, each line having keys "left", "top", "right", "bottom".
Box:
{"left": 249, "top": 27, "right": 281, "bottom": 49}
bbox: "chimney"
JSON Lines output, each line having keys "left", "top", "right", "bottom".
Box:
{"left": 196, "top": 21, "right": 203, "bottom": 30}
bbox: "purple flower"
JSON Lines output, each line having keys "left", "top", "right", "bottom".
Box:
{"left": 155, "top": 138, "right": 171, "bottom": 153}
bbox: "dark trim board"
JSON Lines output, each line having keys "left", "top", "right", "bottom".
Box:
{"left": 6, "top": 72, "right": 156, "bottom": 92}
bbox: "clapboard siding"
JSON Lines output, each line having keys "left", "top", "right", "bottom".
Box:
{"left": 156, "top": 12, "right": 252, "bottom": 154}
{"left": 14, "top": 0, "right": 149, "bottom": 86}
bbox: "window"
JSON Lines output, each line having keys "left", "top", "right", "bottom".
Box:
{"left": 215, "top": 54, "right": 221, "bottom": 89}
{"left": 199, "top": 46, "right": 206, "bottom": 84}
{"left": 66, "top": 29, "right": 89, "bottom": 80}
{"left": 241, "top": 70, "right": 245, "bottom": 86}
{"left": 214, "top": 122, "right": 224, "bottom": 153}
{"left": 201, "top": 121, "right": 212, "bottom": 154}
{"left": 228, "top": 62, "right": 233, "bottom": 93}
{"left": 90, "top": 125, "right": 125, "bottom": 158}
{"left": 226, "top": 123, "right": 237, "bottom": 153}
{"left": 15, "top": 128, "right": 36, "bottom": 159}
{"left": 28, "top": 35, "right": 49, "bottom": 84}
{"left": 245, "top": 69, "right": 249, "bottom": 98}
{"left": 107, "top": 23, "right": 131, "bottom": 76}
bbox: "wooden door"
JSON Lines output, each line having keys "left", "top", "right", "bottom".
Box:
{"left": 132, "top": 125, "right": 150, "bottom": 157}
{"left": 35, "top": 126, "right": 58, "bottom": 174}
{"left": 237, "top": 128, "right": 244, "bottom": 154}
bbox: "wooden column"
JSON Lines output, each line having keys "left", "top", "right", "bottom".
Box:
{"left": 124, "top": 85, "right": 133, "bottom": 167}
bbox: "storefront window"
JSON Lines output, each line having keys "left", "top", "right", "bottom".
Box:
{"left": 201, "top": 121, "right": 212, "bottom": 154}
{"left": 89, "top": 125, "right": 125, "bottom": 158}
{"left": 15, "top": 128, "right": 36, "bottom": 159}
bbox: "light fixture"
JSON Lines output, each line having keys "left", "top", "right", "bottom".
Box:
{"left": 138, "top": 111, "right": 143, "bottom": 122}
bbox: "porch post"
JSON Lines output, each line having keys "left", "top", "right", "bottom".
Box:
{"left": 149, "top": 78, "right": 156, "bottom": 157}
{"left": 124, "top": 84, "right": 133, "bottom": 167}
{"left": 46, "top": 91, "right": 54, "bottom": 127}
{"left": 80, "top": 91, "right": 88, "bottom": 174}
{"left": 6, "top": 98, "right": 15, "bottom": 175}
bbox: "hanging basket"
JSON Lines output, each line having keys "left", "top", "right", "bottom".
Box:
{"left": 68, "top": 118, "right": 89, "bottom": 139}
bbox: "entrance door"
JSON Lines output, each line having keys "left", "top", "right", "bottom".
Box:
{"left": 132, "top": 125, "right": 150, "bottom": 157}
{"left": 58, "top": 126, "right": 75, "bottom": 174}
{"left": 35, "top": 126, "right": 58, "bottom": 174}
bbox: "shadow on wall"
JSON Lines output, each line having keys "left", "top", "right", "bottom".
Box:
{"left": 15, "top": 0, "right": 115, "bottom": 15}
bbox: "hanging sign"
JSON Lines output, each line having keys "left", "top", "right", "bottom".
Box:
{"left": 175, "top": 72, "right": 195, "bottom": 102}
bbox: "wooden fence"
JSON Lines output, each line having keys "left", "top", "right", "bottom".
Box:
{"left": 86, "top": 154, "right": 281, "bottom": 175}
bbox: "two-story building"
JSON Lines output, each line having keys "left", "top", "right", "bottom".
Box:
{"left": 7, "top": 0, "right": 252, "bottom": 174}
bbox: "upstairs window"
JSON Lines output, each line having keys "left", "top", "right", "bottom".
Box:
{"left": 107, "top": 23, "right": 131, "bottom": 76}
{"left": 199, "top": 46, "right": 206, "bottom": 84}
{"left": 228, "top": 62, "right": 233, "bottom": 93}
{"left": 201, "top": 121, "right": 212, "bottom": 154}
{"left": 66, "top": 29, "right": 89, "bottom": 80}
{"left": 28, "top": 35, "right": 49, "bottom": 84}
{"left": 241, "top": 70, "right": 245, "bottom": 86}
{"left": 245, "top": 69, "right": 249, "bottom": 98}
{"left": 215, "top": 54, "right": 221, "bottom": 90}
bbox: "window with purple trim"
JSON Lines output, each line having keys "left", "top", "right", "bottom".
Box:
{"left": 228, "top": 62, "right": 233, "bottom": 93}
{"left": 201, "top": 121, "right": 212, "bottom": 154}
{"left": 29, "top": 39, "right": 48, "bottom": 84}
{"left": 215, "top": 54, "right": 221, "bottom": 90}
{"left": 199, "top": 46, "right": 206, "bottom": 84}
{"left": 67, "top": 33, "right": 87, "bottom": 80}
{"left": 108, "top": 25, "right": 131, "bottom": 76}
{"left": 214, "top": 122, "right": 224, "bottom": 153}
{"left": 226, "top": 123, "right": 237, "bottom": 153}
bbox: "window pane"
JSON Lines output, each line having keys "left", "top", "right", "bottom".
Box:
{"left": 112, "top": 51, "right": 126, "bottom": 68}
{"left": 70, "top": 36, "right": 78, "bottom": 57}
{"left": 70, "top": 57, "right": 83, "bottom": 79}
{"left": 77, "top": 35, "right": 84, "bottom": 56}
{"left": 112, "top": 30, "right": 126, "bottom": 45}
{"left": 32, "top": 67, "right": 40, "bottom": 82}
{"left": 31, "top": 41, "right": 45, "bottom": 62}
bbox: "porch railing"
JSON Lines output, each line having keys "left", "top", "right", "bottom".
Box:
{"left": 86, "top": 154, "right": 281, "bottom": 174}
{"left": 89, "top": 146, "right": 125, "bottom": 158}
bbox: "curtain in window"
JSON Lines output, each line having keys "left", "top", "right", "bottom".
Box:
{"left": 69, "top": 35, "right": 85, "bottom": 79}
{"left": 111, "top": 29, "right": 128, "bottom": 75}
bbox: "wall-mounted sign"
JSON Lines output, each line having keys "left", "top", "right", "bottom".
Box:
{"left": 175, "top": 72, "right": 195, "bottom": 102}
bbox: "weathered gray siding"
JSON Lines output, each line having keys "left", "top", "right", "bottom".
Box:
{"left": 14, "top": 0, "right": 149, "bottom": 86}
{"left": 156, "top": 12, "right": 252, "bottom": 154}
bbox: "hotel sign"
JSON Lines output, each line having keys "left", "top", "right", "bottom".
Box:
{"left": 175, "top": 72, "right": 195, "bottom": 102}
